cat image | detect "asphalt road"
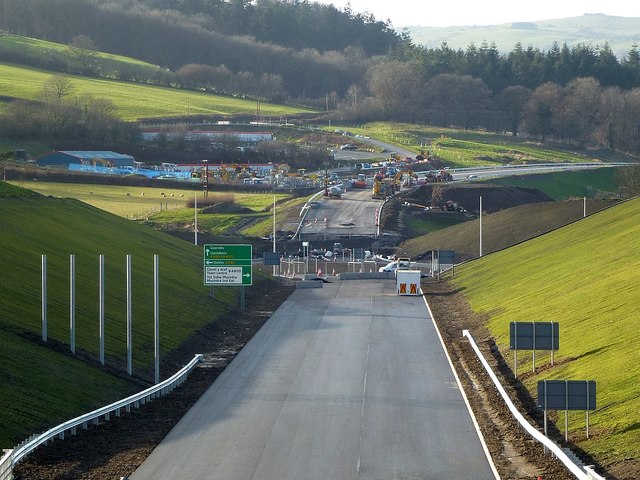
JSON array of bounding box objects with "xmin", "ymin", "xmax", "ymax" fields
[
  {"xmin": 299, "ymin": 188, "xmax": 380, "ymax": 239},
  {"xmin": 131, "ymin": 280, "xmax": 496, "ymax": 480}
]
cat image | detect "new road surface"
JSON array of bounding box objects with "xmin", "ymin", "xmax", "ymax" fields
[
  {"xmin": 299, "ymin": 188, "xmax": 380, "ymax": 239},
  {"xmin": 131, "ymin": 279, "xmax": 497, "ymax": 480}
]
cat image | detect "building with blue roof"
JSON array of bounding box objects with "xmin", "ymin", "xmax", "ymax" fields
[{"xmin": 36, "ymin": 151, "xmax": 135, "ymax": 168}]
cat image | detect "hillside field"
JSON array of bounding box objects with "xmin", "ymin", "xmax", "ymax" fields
[
  {"xmin": 352, "ymin": 122, "xmax": 615, "ymax": 167},
  {"xmin": 450, "ymin": 197, "xmax": 640, "ymax": 475},
  {"xmin": 0, "ymin": 62, "xmax": 311, "ymax": 121},
  {"xmin": 7, "ymin": 180, "xmax": 307, "ymax": 237},
  {"xmin": 0, "ymin": 181, "xmax": 285, "ymax": 446}
]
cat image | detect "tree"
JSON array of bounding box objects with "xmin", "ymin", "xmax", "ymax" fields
[
  {"xmin": 562, "ymin": 77, "xmax": 602, "ymax": 145},
  {"xmin": 177, "ymin": 64, "xmax": 216, "ymax": 89},
  {"xmin": 595, "ymin": 86, "xmax": 625, "ymax": 150},
  {"xmin": 496, "ymin": 85, "xmax": 532, "ymax": 136},
  {"xmin": 0, "ymin": 100, "xmax": 39, "ymax": 138},
  {"xmin": 258, "ymin": 73, "xmax": 284, "ymax": 99},
  {"xmin": 594, "ymin": 43, "xmax": 621, "ymax": 87},
  {"xmin": 455, "ymin": 76, "xmax": 492, "ymax": 129},
  {"xmin": 346, "ymin": 83, "xmax": 363, "ymax": 110},
  {"xmin": 616, "ymin": 165, "xmax": 640, "ymax": 198},
  {"xmin": 367, "ymin": 60, "xmax": 423, "ymax": 120},
  {"xmin": 77, "ymin": 94, "xmax": 117, "ymax": 141},
  {"xmin": 424, "ymin": 74, "xmax": 458, "ymax": 127},
  {"xmin": 42, "ymin": 74, "xmax": 75, "ymax": 101},
  {"xmin": 69, "ymin": 34, "xmax": 98, "ymax": 73},
  {"xmin": 525, "ymin": 82, "xmax": 563, "ymax": 140},
  {"xmin": 423, "ymin": 74, "xmax": 491, "ymax": 129}
]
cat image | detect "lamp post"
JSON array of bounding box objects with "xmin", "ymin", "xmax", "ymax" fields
[{"xmin": 194, "ymin": 187, "xmax": 198, "ymax": 246}]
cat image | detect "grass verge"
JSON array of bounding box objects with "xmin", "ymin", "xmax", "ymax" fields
[{"xmin": 450, "ymin": 197, "xmax": 640, "ymax": 469}]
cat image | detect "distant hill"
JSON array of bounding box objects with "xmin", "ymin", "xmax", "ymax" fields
[{"xmin": 406, "ymin": 14, "xmax": 640, "ymax": 58}]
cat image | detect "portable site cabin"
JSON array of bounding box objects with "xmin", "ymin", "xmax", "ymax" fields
[{"xmin": 396, "ymin": 270, "xmax": 421, "ymax": 296}]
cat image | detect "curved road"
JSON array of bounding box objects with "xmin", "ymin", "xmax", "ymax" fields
[{"xmin": 131, "ymin": 280, "xmax": 497, "ymax": 480}]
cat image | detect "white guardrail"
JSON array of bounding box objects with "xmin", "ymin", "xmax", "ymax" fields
[
  {"xmin": 0, "ymin": 354, "xmax": 203, "ymax": 480},
  {"xmin": 462, "ymin": 331, "xmax": 605, "ymax": 480}
]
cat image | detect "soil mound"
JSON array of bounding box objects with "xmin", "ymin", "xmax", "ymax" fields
[{"xmin": 407, "ymin": 184, "xmax": 552, "ymax": 214}]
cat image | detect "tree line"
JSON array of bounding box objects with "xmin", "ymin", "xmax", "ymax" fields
[
  {"xmin": 2, "ymin": 0, "xmax": 640, "ymax": 155},
  {"xmin": 352, "ymin": 54, "xmax": 640, "ymax": 154}
]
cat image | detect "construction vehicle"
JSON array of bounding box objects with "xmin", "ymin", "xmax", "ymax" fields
[
  {"xmin": 372, "ymin": 172, "xmax": 386, "ymax": 199},
  {"xmin": 438, "ymin": 169, "xmax": 453, "ymax": 182},
  {"xmin": 387, "ymin": 170, "xmax": 416, "ymax": 192},
  {"xmin": 422, "ymin": 169, "xmax": 453, "ymax": 183},
  {"xmin": 353, "ymin": 173, "xmax": 367, "ymax": 188}
]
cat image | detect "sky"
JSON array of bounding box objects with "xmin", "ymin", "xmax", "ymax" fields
[{"xmin": 314, "ymin": 0, "xmax": 640, "ymax": 28}]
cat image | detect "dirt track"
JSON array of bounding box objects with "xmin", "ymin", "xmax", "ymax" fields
[{"xmin": 13, "ymin": 277, "xmax": 622, "ymax": 480}]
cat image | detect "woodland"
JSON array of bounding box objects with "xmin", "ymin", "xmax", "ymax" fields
[{"xmin": 1, "ymin": 0, "xmax": 640, "ymax": 156}]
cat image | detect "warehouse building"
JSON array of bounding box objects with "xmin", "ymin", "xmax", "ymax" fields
[{"xmin": 36, "ymin": 151, "xmax": 135, "ymax": 168}]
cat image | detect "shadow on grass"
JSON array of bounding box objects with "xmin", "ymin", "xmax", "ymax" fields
[
  {"xmin": 620, "ymin": 421, "xmax": 640, "ymax": 434},
  {"xmin": 574, "ymin": 344, "xmax": 613, "ymax": 360},
  {"xmin": 425, "ymin": 286, "xmax": 466, "ymax": 296}
]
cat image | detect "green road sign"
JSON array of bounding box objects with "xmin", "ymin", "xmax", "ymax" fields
[{"xmin": 204, "ymin": 244, "xmax": 252, "ymax": 286}]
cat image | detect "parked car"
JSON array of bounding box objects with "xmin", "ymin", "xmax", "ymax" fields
[
  {"xmin": 378, "ymin": 261, "xmax": 399, "ymax": 273},
  {"xmin": 340, "ymin": 144, "xmax": 358, "ymax": 151}
]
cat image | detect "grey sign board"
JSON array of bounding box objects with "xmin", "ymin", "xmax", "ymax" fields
[
  {"xmin": 263, "ymin": 252, "xmax": 281, "ymax": 266},
  {"xmin": 510, "ymin": 321, "xmax": 559, "ymax": 351},
  {"xmin": 537, "ymin": 380, "xmax": 596, "ymax": 411},
  {"xmin": 438, "ymin": 250, "xmax": 455, "ymax": 264},
  {"xmin": 353, "ymin": 248, "xmax": 365, "ymax": 260}
]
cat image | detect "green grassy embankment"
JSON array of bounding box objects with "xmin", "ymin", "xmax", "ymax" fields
[
  {"xmin": 0, "ymin": 181, "xmax": 256, "ymax": 446},
  {"xmin": 399, "ymin": 167, "xmax": 623, "ymax": 256},
  {"xmin": 400, "ymin": 199, "xmax": 617, "ymax": 260},
  {"xmin": 450, "ymin": 197, "xmax": 640, "ymax": 469},
  {"xmin": 489, "ymin": 168, "xmax": 621, "ymax": 200}
]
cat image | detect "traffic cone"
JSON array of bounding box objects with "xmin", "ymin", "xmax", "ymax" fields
[
  {"xmin": 317, "ymin": 268, "xmax": 322, "ymax": 277},
  {"xmin": 332, "ymin": 268, "xmax": 335, "ymax": 275}
]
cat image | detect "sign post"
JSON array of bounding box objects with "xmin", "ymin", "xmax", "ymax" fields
[
  {"xmin": 538, "ymin": 380, "xmax": 596, "ymax": 441},
  {"xmin": 204, "ymin": 244, "xmax": 253, "ymax": 286},
  {"xmin": 510, "ymin": 321, "xmax": 559, "ymax": 378}
]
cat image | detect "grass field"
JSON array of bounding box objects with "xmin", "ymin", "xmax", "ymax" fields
[
  {"xmin": 0, "ymin": 35, "xmax": 156, "ymax": 68},
  {"xmin": 450, "ymin": 197, "xmax": 640, "ymax": 469},
  {"xmin": 0, "ymin": 181, "xmax": 263, "ymax": 445},
  {"xmin": 8, "ymin": 180, "xmax": 309, "ymax": 238},
  {"xmin": 8, "ymin": 180, "xmax": 293, "ymax": 222},
  {"xmin": 350, "ymin": 122, "xmax": 612, "ymax": 167},
  {"xmin": 0, "ymin": 62, "xmax": 312, "ymax": 121}
]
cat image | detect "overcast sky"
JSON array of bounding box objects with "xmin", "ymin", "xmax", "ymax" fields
[{"xmin": 313, "ymin": 0, "xmax": 640, "ymax": 28}]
